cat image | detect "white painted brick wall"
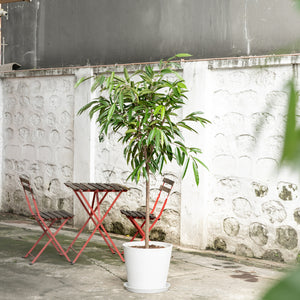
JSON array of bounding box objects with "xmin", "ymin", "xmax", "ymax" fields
[
  {"xmin": 1, "ymin": 76, "xmax": 75, "ymax": 216},
  {"xmin": 1, "ymin": 55, "xmax": 300, "ymax": 262}
]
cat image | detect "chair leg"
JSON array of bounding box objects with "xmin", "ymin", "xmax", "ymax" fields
[
  {"xmin": 23, "ymin": 230, "xmax": 48, "ymax": 258},
  {"xmin": 66, "ymin": 214, "xmax": 115, "ymax": 255},
  {"xmin": 25, "ymin": 219, "xmax": 71, "ymax": 264},
  {"xmin": 45, "ymin": 219, "xmax": 71, "ymax": 262},
  {"xmin": 129, "ymin": 220, "xmax": 146, "ymax": 242},
  {"xmin": 128, "ymin": 217, "xmax": 146, "ymax": 241},
  {"xmin": 23, "ymin": 220, "xmax": 57, "ymax": 258},
  {"xmin": 29, "ymin": 237, "xmax": 53, "ymax": 264}
]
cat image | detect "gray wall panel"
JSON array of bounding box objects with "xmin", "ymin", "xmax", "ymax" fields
[{"xmin": 2, "ymin": 0, "xmax": 300, "ymax": 69}]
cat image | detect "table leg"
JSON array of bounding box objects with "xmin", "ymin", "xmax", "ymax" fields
[
  {"xmin": 71, "ymin": 221, "xmax": 103, "ymax": 264},
  {"xmin": 69, "ymin": 189, "xmax": 125, "ymax": 263}
]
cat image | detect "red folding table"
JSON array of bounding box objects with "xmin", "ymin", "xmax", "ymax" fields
[{"xmin": 64, "ymin": 182, "xmax": 128, "ymax": 263}]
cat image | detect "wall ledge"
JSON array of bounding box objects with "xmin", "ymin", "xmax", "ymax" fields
[{"xmin": 1, "ymin": 53, "xmax": 300, "ymax": 78}]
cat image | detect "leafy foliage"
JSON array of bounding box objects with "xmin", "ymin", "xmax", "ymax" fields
[
  {"xmin": 262, "ymin": 267, "xmax": 300, "ymax": 300},
  {"xmin": 294, "ymin": 0, "xmax": 300, "ymax": 9},
  {"xmin": 77, "ymin": 54, "xmax": 210, "ymax": 248},
  {"xmin": 261, "ymin": 81, "xmax": 300, "ymax": 300},
  {"xmin": 262, "ymin": 0, "xmax": 300, "ymax": 293},
  {"xmin": 280, "ymin": 79, "xmax": 300, "ymax": 167},
  {"xmin": 77, "ymin": 54, "xmax": 210, "ymax": 185}
]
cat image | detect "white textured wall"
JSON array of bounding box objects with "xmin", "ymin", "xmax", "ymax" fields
[
  {"xmin": 201, "ymin": 56, "xmax": 300, "ymax": 263},
  {"xmin": 1, "ymin": 55, "xmax": 300, "ymax": 262},
  {"xmin": 1, "ymin": 75, "xmax": 75, "ymax": 216}
]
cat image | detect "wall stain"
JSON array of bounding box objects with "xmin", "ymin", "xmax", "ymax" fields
[{"xmin": 231, "ymin": 270, "xmax": 258, "ymax": 282}]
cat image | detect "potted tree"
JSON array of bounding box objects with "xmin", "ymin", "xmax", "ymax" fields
[{"xmin": 76, "ymin": 54, "xmax": 210, "ymax": 293}]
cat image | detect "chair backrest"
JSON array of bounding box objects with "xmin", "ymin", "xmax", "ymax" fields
[
  {"xmin": 150, "ymin": 178, "xmax": 175, "ymax": 219},
  {"xmin": 19, "ymin": 177, "xmax": 40, "ymax": 217}
]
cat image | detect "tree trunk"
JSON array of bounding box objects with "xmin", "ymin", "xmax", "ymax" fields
[{"xmin": 145, "ymin": 163, "xmax": 150, "ymax": 248}]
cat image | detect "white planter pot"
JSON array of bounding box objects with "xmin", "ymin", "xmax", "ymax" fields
[{"xmin": 123, "ymin": 241, "xmax": 173, "ymax": 293}]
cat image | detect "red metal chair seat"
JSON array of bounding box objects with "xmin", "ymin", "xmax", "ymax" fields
[
  {"xmin": 20, "ymin": 176, "xmax": 74, "ymax": 264},
  {"xmin": 120, "ymin": 178, "xmax": 174, "ymax": 242}
]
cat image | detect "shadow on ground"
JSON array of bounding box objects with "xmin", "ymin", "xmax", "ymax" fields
[{"xmin": 0, "ymin": 213, "xmax": 289, "ymax": 300}]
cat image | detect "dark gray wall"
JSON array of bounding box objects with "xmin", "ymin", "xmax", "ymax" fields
[{"xmin": 3, "ymin": 0, "xmax": 300, "ymax": 69}]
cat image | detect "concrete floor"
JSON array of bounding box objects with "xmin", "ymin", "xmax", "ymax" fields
[{"xmin": 0, "ymin": 213, "xmax": 290, "ymax": 300}]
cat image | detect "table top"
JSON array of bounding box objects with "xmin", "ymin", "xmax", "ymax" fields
[{"xmin": 65, "ymin": 182, "xmax": 129, "ymax": 192}]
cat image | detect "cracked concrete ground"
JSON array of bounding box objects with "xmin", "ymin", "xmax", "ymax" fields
[{"xmin": 0, "ymin": 213, "xmax": 290, "ymax": 300}]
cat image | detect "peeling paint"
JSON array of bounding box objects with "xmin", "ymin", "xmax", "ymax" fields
[{"xmin": 278, "ymin": 182, "xmax": 298, "ymax": 201}]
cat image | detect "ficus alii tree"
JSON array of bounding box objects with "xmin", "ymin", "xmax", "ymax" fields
[{"xmin": 76, "ymin": 54, "xmax": 210, "ymax": 248}]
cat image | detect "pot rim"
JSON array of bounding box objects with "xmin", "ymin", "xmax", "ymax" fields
[{"xmin": 123, "ymin": 241, "xmax": 172, "ymax": 249}]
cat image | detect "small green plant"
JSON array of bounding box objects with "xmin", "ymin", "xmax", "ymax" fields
[{"xmin": 76, "ymin": 53, "xmax": 210, "ymax": 248}]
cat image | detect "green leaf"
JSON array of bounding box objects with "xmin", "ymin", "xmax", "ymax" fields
[
  {"xmin": 139, "ymin": 89, "xmax": 154, "ymax": 96},
  {"xmin": 124, "ymin": 68, "xmax": 130, "ymax": 82},
  {"xmin": 175, "ymin": 148, "xmax": 182, "ymax": 165},
  {"xmin": 160, "ymin": 106, "xmax": 166, "ymax": 120},
  {"xmin": 136, "ymin": 168, "xmax": 141, "ymax": 182},
  {"xmin": 190, "ymin": 147, "xmax": 202, "ymax": 154},
  {"xmin": 192, "ymin": 156, "xmax": 208, "ymax": 170},
  {"xmin": 89, "ymin": 105, "xmax": 101, "ymax": 119},
  {"xmin": 118, "ymin": 92, "xmax": 124, "ymax": 111},
  {"xmin": 179, "ymin": 146, "xmax": 188, "ymax": 156},
  {"xmin": 160, "ymin": 129, "xmax": 165, "ymax": 146},
  {"xmin": 107, "ymin": 103, "xmax": 116, "ymax": 121},
  {"xmin": 155, "ymin": 129, "xmax": 161, "ymax": 149},
  {"xmin": 154, "ymin": 105, "xmax": 162, "ymax": 116},
  {"xmin": 145, "ymin": 65, "xmax": 154, "ymax": 78},
  {"xmin": 142, "ymin": 109, "xmax": 150, "ymax": 124},
  {"xmin": 166, "ymin": 146, "xmax": 173, "ymax": 161},
  {"xmin": 167, "ymin": 55, "xmax": 176, "ymax": 62},
  {"xmin": 177, "ymin": 81, "xmax": 187, "ymax": 89},
  {"xmin": 129, "ymin": 136, "xmax": 138, "ymax": 146},
  {"xmin": 182, "ymin": 157, "xmax": 190, "ymax": 179},
  {"xmin": 142, "ymin": 167, "xmax": 148, "ymax": 181},
  {"xmin": 158, "ymin": 59, "xmax": 164, "ymax": 69},
  {"xmin": 192, "ymin": 160, "xmax": 199, "ymax": 185},
  {"xmin": 91, "ymin": 75, "xmax": 106, "ymax": 92},
  {"xmin": 158, "ymin": 154, "xmax": 166, "ymax": 172},
  {"xmin": 280, "ymin": 79, "xmax": 300, "ymax": 166},
  {"xmin": 77, "ymin": 100, "xmax": 98, "ymax": 116},
  {"xmin": 125, "ymin": 129, "xmax": 137, "ymax": 134},
  {"xmin": 160, "ymin": 68, "xmax": 173, "ymax": 75},
  {"xmin": 175, "ymin": 53, "xmax": 192, "ymax": 58},
  {"xmin": 147, "ymin": 128, "xmax": 156, "ymax": 144},
  {"xmin": 177, "ymin": 122, "xmax": 197, "ymax": 133},
  {"xmin": 161, "ymin": 130, "xmax": 170, "ymax": 148},
  {"xmin": 74, "ymin": 76, "xmax": 92, "ymax": 88}
]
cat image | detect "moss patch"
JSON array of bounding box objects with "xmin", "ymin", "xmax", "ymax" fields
[
  {"xmin": 262, "ymin": 249, "xmax": 284, "ymax": 263},
  {"xmin": 149, "ymin": 228, "xmax": 166, "ymax": 241},
  {"xmin": 111, "ymin": 221, "xmax": 125, "ymax": 235},
  {"xmin": 213, "ymin": 237, "xmax": 227, "ymax": 251}
]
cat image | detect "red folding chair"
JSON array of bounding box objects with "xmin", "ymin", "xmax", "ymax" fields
[
  {"xmin": 120, "ymin": 178, "xmax": 174, "ymax": 242},
  {"xmin": 19, "ymin": 176, "xmax": 74, "ymax": 264}
]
